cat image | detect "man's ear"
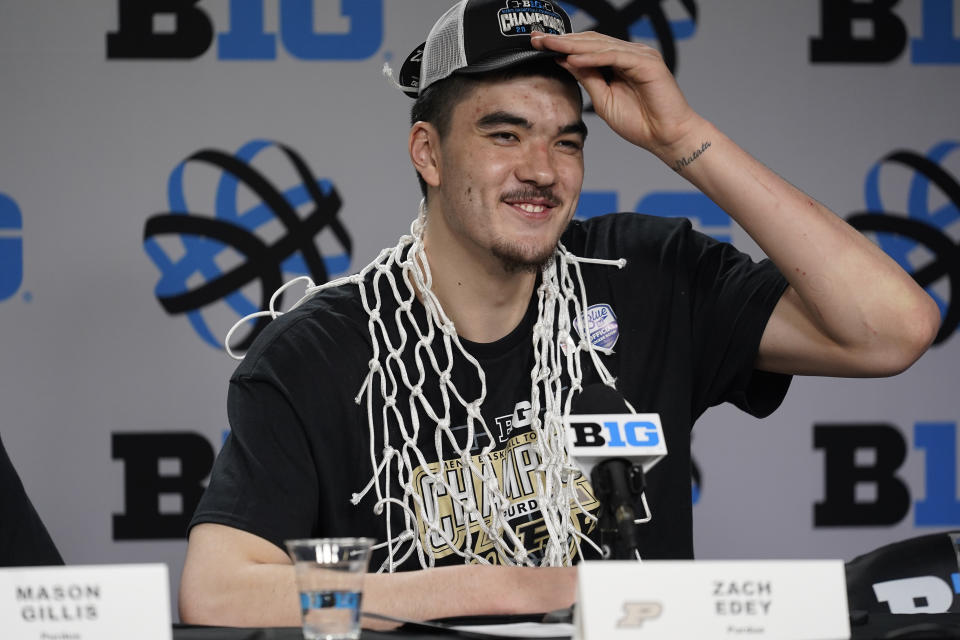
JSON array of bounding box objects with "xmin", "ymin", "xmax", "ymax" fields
[{"xmin": 409, "ymin": 121, "xmax": 441, "ymax": 189}]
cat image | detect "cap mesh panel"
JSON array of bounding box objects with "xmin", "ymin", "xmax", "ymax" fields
[{"xmin": 422, "ymin": 2, "xmax": 468, "ymax": 93}]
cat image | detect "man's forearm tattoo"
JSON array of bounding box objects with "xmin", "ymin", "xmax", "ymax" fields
[{"xmin": 673, "ymin": 141, "xmax": 712, "ymax": 173}]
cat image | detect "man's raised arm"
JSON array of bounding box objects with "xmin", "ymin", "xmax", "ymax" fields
[
  {"xmin": 179, "ymin": 523, "xmax": 577, "ymax": 629},
  {"xmin": 659, "ymin": 120, "xmax": 939, "ymax": 377},
  {"xmin": 532, "ymin": 31, "xmax": 940, "ymax": 376}
]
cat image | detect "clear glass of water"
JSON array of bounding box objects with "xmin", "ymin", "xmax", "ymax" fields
[{"xmin": 285, "ymin": 538, "xmax": 374, "ymax": 640}]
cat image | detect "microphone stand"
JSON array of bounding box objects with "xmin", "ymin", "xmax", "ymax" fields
[{"xmin": 590, "ymin": 459, "xmax": 650, "ymax": 560}]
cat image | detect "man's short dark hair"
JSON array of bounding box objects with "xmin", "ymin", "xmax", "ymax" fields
[{"xmin": 410, "ymin": 60, "xmax": 582, "ymax": 198}]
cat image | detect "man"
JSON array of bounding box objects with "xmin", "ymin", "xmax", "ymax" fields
[{"xmin": 179, "ymin": 0, "xmax": 939, "ymax": 629}]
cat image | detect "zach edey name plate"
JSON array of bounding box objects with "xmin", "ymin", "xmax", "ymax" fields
[{"xmin": 575, "ymin": 560, "xmax": 850, "ymax": 640}]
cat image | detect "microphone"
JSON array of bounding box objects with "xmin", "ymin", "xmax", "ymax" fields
[{"xmin": 566, "ymin": 384, "xmax": 667, "ymax": 560}]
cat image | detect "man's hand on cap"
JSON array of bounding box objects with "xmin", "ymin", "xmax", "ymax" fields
[{"xmin": 530, "ymin": 30, "xmax": 706, "ymax": 161}]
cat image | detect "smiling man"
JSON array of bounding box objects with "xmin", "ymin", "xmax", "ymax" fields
[
  {"xmin": 421, "ymin": 88, "xmax": 586, "ymax": 273},
  {"xmin": 178, "ymin": 0, "xmax": 939, "ymax": 629}
]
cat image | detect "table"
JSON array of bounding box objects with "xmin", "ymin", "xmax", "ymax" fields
[{"xmin": 173, "ymin": 612, "xmax": 960, "ymax": 639}]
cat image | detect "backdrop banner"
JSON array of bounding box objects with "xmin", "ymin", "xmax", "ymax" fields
[{"xmin": 1, "ymin": 0, "xmax": 958, "ymax": 617}]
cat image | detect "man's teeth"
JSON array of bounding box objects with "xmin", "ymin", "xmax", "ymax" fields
[{"xmin": 516, "ymin": 203, "xmax": 546, "ymax": 213}]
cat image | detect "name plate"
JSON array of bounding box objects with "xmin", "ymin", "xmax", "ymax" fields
[
  {"xmin": 575, "ymin": 560, "xmax": 850, "ymax": 640},
  {"xmin": 0, "ymin": 563, "xmax": 171, "ymax": 640}
]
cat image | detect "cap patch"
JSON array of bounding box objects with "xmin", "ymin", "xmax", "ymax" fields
[{"xmin": 498, "ymin": 1, "xmax": 567, "ymax": 37}]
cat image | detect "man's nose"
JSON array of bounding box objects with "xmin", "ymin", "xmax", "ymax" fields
[{"xmin": 516, "ymin": 141, "xmax": 557, "ymax": 186}]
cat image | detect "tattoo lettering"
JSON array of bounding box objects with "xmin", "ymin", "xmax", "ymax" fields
[{"xmin": 674, "ymin": 141, "xmax": 712, "ymax": 173}]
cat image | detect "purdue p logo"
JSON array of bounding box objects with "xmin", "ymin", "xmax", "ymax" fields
[{"xmin": 617, "ymin": 601, "xmax": 663, "ymax": 627}]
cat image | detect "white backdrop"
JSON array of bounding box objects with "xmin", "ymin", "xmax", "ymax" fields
[{"xmin": 2, "ymin": 0, "xmax": 958, "ymax": 617}]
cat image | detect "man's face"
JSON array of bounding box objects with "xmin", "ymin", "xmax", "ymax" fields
[{"xmin": 430, "ymin": 74, "xmax": 585, "ymax": 273}]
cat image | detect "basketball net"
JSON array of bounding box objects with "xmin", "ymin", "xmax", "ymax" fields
[{"xmin": 227, "ymin": 201, "xmax": 627, "ymax": 571}]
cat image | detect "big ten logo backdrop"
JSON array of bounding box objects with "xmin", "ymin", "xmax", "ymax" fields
[
  {"xmin": 815, "ymin": 422, "xmax": 959, "ymax": 528},
  {"xmin": 104, "ymin": 0, "xmax": 699, "ymax": 67},
  {"xmin": 142, "ymin": 140, "xmax": 352, "ymax": 352},
  {"xmin": 0, "ymin": 193, "xmax": 24, "ymax": 303},
  {"xmin": 810, "ymin": 0, "xmax": 960, "ymax": 64},
  {"xmin": 112, "ymin": 433, "xmax": 215, "ymax": 539},
  {"xmin": 813, "ymin": 142, "xmax": 960, "ymax": 531},
  {"xmin": 107, "ymin": 0, "xmax": 383, "ymax": 60}
]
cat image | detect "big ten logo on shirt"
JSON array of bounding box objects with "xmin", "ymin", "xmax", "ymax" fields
[
  {"xmin": 494, "ymin": 400, "xmax": 534, "ymax": 443},
  {"xmin": 107, "ymin": 0, "xmax": 383, "ymax": 60},
  {"xmin": 411, "ymin": 401, "xmax": 600, "ymax": 564},
  {"xmin": 0, "ymin": 193, "xmax": 24, "ymax": 302},
  {"xmin": 810, "ymin": 0, "xmax": 960, "ymax": 64}
]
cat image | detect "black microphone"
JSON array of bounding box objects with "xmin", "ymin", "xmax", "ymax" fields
[{"xmin": 568, "ymin": 384, "xmax": 667, "ymax": 561}]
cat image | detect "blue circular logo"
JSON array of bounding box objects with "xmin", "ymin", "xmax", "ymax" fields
[{"xmin": 143, "ymin": 140, "xmax": 352, "ymax": 350}]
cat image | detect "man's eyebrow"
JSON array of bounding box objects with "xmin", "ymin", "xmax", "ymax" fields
[
  {"xmin": 475, "ymin": 111, "xmax": 531, "ymax": 129},
  {"xmin": 560, "ymin": 120, "xmax": 588, "ymax": 140}
]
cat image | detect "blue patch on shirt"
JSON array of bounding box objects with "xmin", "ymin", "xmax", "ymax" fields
[{"xmin": 573, "ymin": 303, "xmax": 619, "ymax": 351}]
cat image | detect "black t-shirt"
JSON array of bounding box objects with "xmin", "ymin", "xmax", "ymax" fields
[{"xmin": 191, "ymin": 213, "xmax": 790, "ymax": 568}]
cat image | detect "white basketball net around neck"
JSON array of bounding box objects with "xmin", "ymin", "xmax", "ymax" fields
[{"xmin": 227, "ymin": 201, "xmax": 628, "ymax": 571}]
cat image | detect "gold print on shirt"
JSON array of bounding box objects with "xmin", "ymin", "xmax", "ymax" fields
[{"xmin": 411, "ymin": 430, "xmax": 599, "ymax": 562}]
